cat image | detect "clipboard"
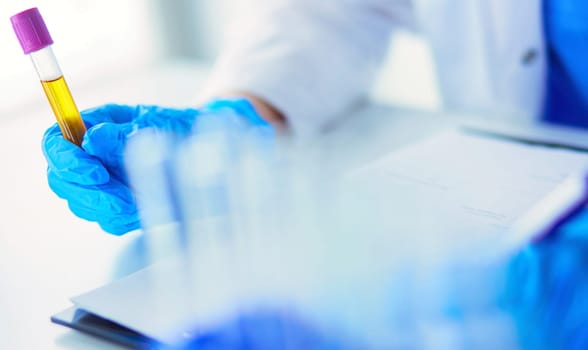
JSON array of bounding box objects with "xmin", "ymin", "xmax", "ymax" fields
[
  {"xmin": 51, "ymin": 256, "xmax": 226, "ymax": 349},
  {"xmin": 51, "ymin": 307, "xmax": 160, "ymax": 349}
]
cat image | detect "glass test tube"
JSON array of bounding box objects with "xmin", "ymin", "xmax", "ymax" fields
[{"xmin": 11, "ymin": 7, "xmax": 86, "ymax": 146}]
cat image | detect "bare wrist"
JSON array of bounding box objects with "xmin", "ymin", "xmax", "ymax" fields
[{"xmin": 216, "ymin": 91, "xmax": 286, "ymax": 129}]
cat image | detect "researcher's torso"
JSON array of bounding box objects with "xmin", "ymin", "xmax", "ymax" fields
[
  {"xmin": 416, "ymin": 0, "xmax": 546, "ymax": 122},
  {"xmin": 413, "ymin": 0, "xmax": 588, "ymax": 128}
]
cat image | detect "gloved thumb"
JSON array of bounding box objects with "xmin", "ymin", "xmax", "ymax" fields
[{"xmin": 82, "ymin": 122, "xmax": 134, "ymax": 171}]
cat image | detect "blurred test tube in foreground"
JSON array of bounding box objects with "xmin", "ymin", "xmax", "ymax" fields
[{"xmin": 123, "ymin": 121, "xmax": 526, "ymax": 349}]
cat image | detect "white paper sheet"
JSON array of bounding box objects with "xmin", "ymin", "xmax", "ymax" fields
[{"xmin": 352, "ymin": 129, "xmax": 588, "ymax": 250}]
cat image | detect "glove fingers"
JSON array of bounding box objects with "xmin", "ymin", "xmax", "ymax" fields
[
  {"xmin": 68, "ymin": 203, "xmax": 140, "ymax": 235},
  {"xmin": 49, "ymin": 171, "xmax": 141, "ymax": 235},
  {"xmin": 82, "ymin": 122, "xmax": 134, "ymax": 180},
  {"xmin": 43, "ymin": 125, "xmax": 110, "ymax": 185},
  {"xmin": 135, "ymin": 105, "xmax": 199, "ymax": 136},
  {"xmin": 48, "ymin": 171, "xmax": 137, "ymax": 216},
  {"xmin": 99, "ymin": 221, "xmax": 141, "ymax": 236},
  {"xmin": 81, "ymin": 103, "xmax": 137, "ymax": 127}
]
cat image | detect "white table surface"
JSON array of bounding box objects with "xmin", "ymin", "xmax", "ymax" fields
[{"xmin": 1, "ymin": 59, "xmax": 587, "ymax": 349}]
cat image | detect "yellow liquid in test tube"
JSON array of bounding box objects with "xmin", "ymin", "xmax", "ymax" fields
[
  {"xmin": 41, "ymin": 76, "xmax": 86, "ymax": 146},
  {"xmin": 11, "ymin": 8, "xmax": 87, "ymax": 146}
]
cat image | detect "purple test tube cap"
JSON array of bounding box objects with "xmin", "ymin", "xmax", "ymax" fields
[{"xmin": 10, "ymin": 7, "xmax": 54, "ymax": 54}]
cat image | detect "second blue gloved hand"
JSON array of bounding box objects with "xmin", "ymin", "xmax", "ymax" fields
[
  {"xmin": 42, "ymin": 99, "xmax": 271, "ymax": 235},
  {"xmin": 504, "ymin": 207, "xmax": 588, "ymax": 350}
]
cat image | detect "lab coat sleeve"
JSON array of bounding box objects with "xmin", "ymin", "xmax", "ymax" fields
[{"xmin": 202, "ymin": 0, "xmax": 415, "ymax": 135}]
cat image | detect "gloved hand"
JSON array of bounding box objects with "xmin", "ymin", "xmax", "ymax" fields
[
  {"xmin": 504, "ymin": 207, "xmax": 588, "ymax": 350},
  {"xmin": 42, "ymin": 98, "xmax": 272, "ymax": 235}
]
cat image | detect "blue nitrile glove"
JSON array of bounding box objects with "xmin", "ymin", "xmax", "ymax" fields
[
  {"xmin": 504, "ymin": 207, "xmax": 588, "ymax": 350},
  {"xmin": 42, "ymin": 99, "xmax": 272, "ymax": 235}
]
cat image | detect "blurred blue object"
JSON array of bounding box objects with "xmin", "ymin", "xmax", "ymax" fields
[
  {"xmin": 173, "ymin": 310, "xmax": 350, "ymax": 350},
  {"xmin": 42, "ymin": 99, "xmax": 271, "ymax": 235},
  {"xmin": 505, "ymin": 203, "xmax": 588, "ymax": 350},
  {"xmin": 155, "ymin": 180, "xmax": 588, "ymax": 350},
  {"xmin": 169, "ymin": 204, "xmax": 588, "ymax": 350}
]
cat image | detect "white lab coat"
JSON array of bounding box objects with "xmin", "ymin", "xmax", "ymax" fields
[{"xmin": 204, "ymin": 0, "xmax": 545, "ymax": 135}]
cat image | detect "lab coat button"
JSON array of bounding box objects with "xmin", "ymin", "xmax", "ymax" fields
[{"xmin": 522, "ymin": 49, "xmax": 538, "ymax": 65}]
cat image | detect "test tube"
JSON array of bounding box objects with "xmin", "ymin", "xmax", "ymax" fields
[{"xmin": 11, "ymin": 7, "xmax": 86, "ymax": 146}]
